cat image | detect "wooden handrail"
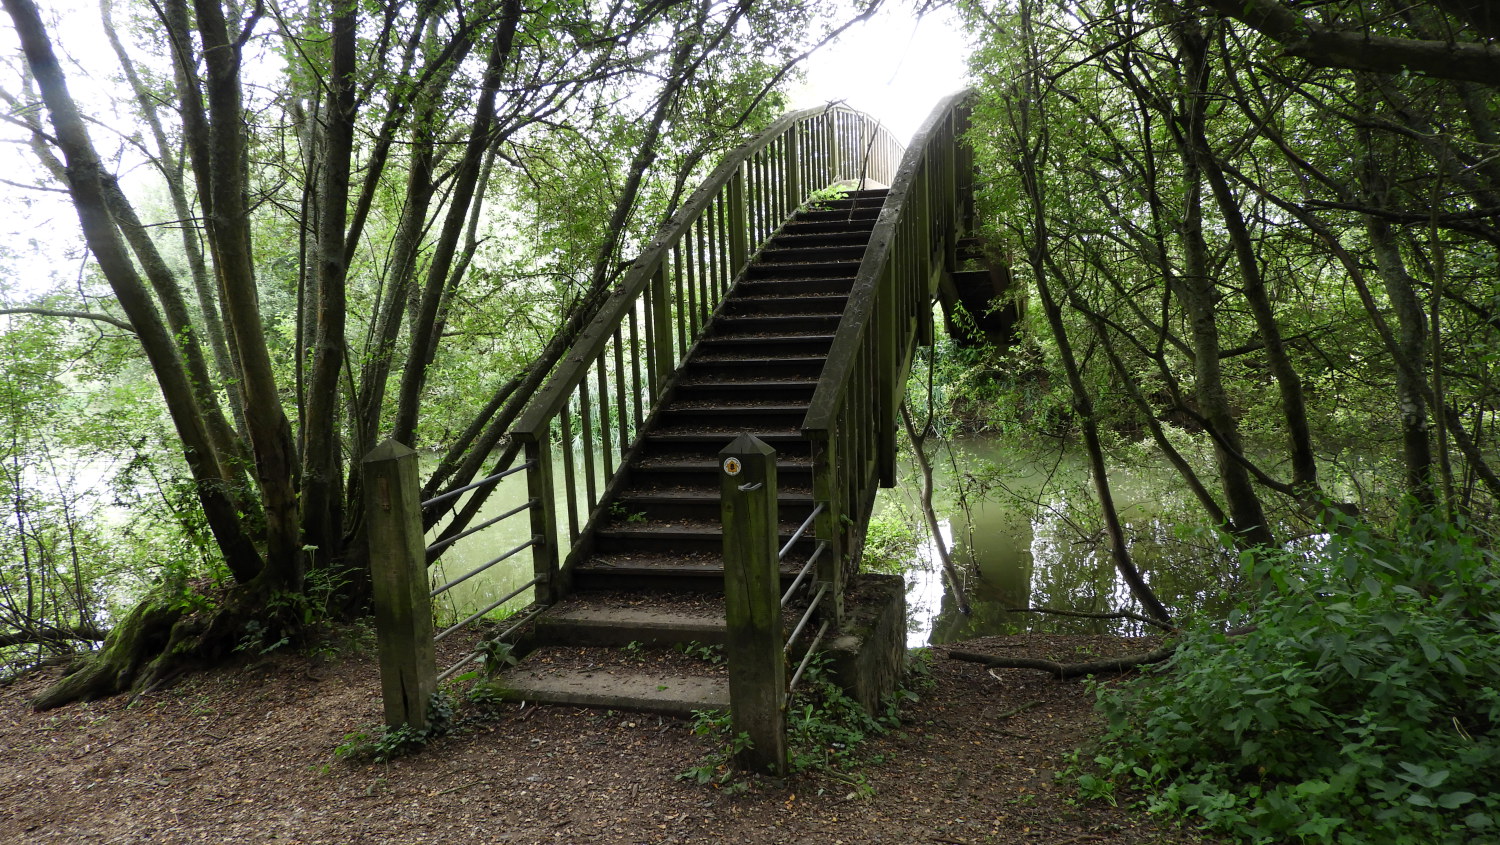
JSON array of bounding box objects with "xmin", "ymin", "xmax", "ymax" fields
[
  {"xmin": 799, "ymin": 90, "xmax": 975, "ymax": 617},
  {"xmin": 514, "ymin": 104, "xmax": 891, "ymax": 440},
  {"xmin": 803, "ymin": 89, "xmax": 975, "ymax": 435},
  {"xmin": 510, "ymin": 102, "xmax": 904, "ymax": 598}
]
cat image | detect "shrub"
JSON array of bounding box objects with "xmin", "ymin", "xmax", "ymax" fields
[{"xmin": 1085, "ymin": 517, "xmax": 1500, "ymax": 844}]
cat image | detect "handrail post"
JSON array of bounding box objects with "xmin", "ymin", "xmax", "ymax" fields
[
  {"xmin": 720, "ymin": 434, "xmax": 787, "ymax": 776},
  {"xmin": 807, "ymin": 431, "xmax": 846, "ymax": 622},
  {"xmin": 650, "ymin": 261, "xmax": 674, "ymax": 397},
  {"xmin": 786, "ymin": 127, "xmax": 802, "ymax": 209},
  {"xmin": 728, "ymin": 169, "xmax": 749, "ymax": 271},
  {"xmin": 522, "ymin": 431, "xmax": 563, "ymax": 604},
  {"xmin": 362, "ymin": 438, "xmax": 437, "ymax": 731}
]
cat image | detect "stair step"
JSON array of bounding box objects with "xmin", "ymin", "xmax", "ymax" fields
[
  {"xmin": 722, "ymin": 294, "xmax": 848, "ymax": 315},
  {"xmin": 571, "ymin": 552, "xmax": 806, "ymax": 591},
  {"xmin": 796, "ymin": 207, "xmax": 880, "ymax": 224},
  {"xmin": 491, "ymin": 665, "xmax": 728, "ymax": 716},
  {"xmin": 642, "ymin": 431, "xmax": 809, "ymax": 450},
  {"xmin": 614, "ymin": 490, "xmax": 813, "ymax": 506},
  {"xmin": 683, "ymin": 358, "xmax": 826, "ymax": 380},
  {"xmin": 636, "ymin": 456, "xmax": 822, "ymax": 477},
  {"xmin": 710, "ymin": 314, "xmax": 841, "ymax": 335},
  {"xmin": 734, "ymin": 277, "xmax": 855, "ymax": 296},
  {"xmin": 779, "ymin": 219, "xmax": 877, "ymax": 237},
  {"xmin": 676, "ymin": 377, "xmax": 819, "ymax": 390},
  {"xmin": 695, "ymin": 335, "xmax": 834, "ymax": 360},
  {"xmin": 611, "ymin": 488, "xmax": 814, "ymax": 522},
  {"xmin": 534, "ymin": 604, "xmax": 728, "ymax": 647},
  {"xmin": 745, "ymin": 261, "xmax": 860, "ymax": 281},
  {"xmin": 769, "ymin": 230, "xmax": 874, "ymax": 250},
  {"xmin": 760, "ymin": 244, "xmax": 866, "ymax": 263},
  {"xmin": 594, "ymin": 521, "xmax": 816, "ymax": 555}
]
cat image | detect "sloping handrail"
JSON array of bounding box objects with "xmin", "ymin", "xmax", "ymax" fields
[
  {"xmin": 801, "ymin": 90, "xmax": 975, "ymax": 616},
  {"xmin": 513, "ymin": 104, "xmax": 903, "ymax": 603}
]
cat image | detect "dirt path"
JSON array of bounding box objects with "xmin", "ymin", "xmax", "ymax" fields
[{"xmin": 0, "ymin": 631, "xmax": 1216, "ymax": 844}]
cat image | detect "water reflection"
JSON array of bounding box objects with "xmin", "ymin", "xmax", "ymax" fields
[
  {"xmin": 891, "ymin": 438, "xmax": 1240, "ymax": 646},
  {"xmin": 425, "ymin": 437, "xmax": 1244, "ymax": 644}
]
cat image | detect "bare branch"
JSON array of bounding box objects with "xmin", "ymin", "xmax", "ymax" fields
[{"xmin": 0, "ymin": 306, "xmax": 134, "ymax": 332}]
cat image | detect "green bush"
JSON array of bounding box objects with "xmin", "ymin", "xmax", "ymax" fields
[{"xmin": 1085, "ymin": 517, "xmax": 1500, "ymax": 844}]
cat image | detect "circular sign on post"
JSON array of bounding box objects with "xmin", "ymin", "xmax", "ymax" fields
[{"xmin": 723, "ymin": 457, "xmax": 742, "ymax": 476}]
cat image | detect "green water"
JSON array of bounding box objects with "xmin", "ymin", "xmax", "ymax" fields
[
  {"xmin": 427, "ymin": 437, "xmax": 1246, "ymax": 642},
  {"xmin": 883, "ymin": 437, "xmax": 1243, "ymax": 646}
]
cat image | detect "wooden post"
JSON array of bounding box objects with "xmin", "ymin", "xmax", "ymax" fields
[
  {"xmin": 650, "ymin": 262, "xmax": 674, "ymax": 396},
  {"xmin": 362, "ymin": 439, "xmax": 437, "ymax": 731},
  {"xmin": 808, "ymin": 433, "xmax": 845, "ymax": 623},
  {"xmin": 728, "ymin": 170, "xmax": 749, "ymax": 273},
  {"xmin": 523, "ymin": 431, "xmax": 563, "ymax": 604},
  {"xmin": 719, "ymin": 434, "xmax": 787, "ymax": 776}
]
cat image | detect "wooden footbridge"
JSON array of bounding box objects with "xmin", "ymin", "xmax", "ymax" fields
[{"xmin": 364, "ymin": 92, "xmax": 978, "ymax": 772}]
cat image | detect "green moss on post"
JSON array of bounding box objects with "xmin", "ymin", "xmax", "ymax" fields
[
  {"xmin": 719, "ymin": 434, "xmax": 787, "ymax": 776},
  {"xmin": 363, "ymin": 439, "xmax": 437, "ymax": 731}
]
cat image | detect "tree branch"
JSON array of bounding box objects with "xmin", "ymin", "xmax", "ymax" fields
[
  {"xmin": 0, "ymin": 306, "xmax": 134, "ymax": 332},
  {"xmin": 1200, "ymin": 0, "xmax": 1500, "ymax": 85},
  {"xmin": 946, "ymin": 646, "xmax": 1177, "ymax": 680}
]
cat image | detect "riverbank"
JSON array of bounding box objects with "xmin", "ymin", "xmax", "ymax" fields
[{"xmin": 0, "ymin": 628, "xmax": 1217, "ymax": 844}]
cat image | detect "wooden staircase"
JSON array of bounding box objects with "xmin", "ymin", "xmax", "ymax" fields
[{"xmin": 493, "ymin": 190, "xmax": 888, "ymax": 714}]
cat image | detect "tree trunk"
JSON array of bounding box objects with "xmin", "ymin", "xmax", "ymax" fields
[
  {"xmin": 300, "ymin": 0, "xmax": 359, "ymax": 567},
  {"xmin": 184, "ymin": 0, "xmax": 304, "ymax": 591}
]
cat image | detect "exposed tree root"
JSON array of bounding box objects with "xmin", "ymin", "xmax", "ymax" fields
[
  {"xmin": 31, "ymin": 584, "xmax": 283, "ymax": 711},
  {"xmin": 945, "ymin": 646, "xmax": 1177, "ymax": 680}
]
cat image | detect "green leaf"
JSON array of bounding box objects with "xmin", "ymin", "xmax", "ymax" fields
[{"xmin": 1439, "ymin": 791, "xmax": 1477, "ymax": 809}]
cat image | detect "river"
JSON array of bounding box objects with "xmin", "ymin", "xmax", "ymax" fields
[{"xmin": 428, "ymin": 436, "xmax": 1249, "ymax": 644}]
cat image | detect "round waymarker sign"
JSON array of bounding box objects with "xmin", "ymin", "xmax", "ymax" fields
[{"xmin": 723, "ymin": 457, "xmax": 742, "ymax": 476}]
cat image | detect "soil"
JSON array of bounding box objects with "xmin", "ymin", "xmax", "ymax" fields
[{"xmin": 0, "ymin": 629, "xmax": 1220, "ymax": 845}]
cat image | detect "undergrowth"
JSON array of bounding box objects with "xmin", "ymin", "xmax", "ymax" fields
[
  {"xmin": 679, "ymin": 648, "xmax": 931, "ymax": 796},
  {"xmin": 334, "ymin": 691, "xmax": 455, "ymax": 764},
  {"xmin": 1075, "ymin": 516, "xmax": 1500, "ymax": 844}
]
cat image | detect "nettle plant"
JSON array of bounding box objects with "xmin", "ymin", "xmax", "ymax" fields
[{"xmin": 1083, "ymin": 516, "xmax": 1500, "ymax": 844}]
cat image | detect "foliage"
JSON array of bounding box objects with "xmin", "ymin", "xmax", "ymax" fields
[
  {"xmin": 678, "ymin": 650, "xmax": 925, "ymax": 794},
  {"xmin": 334, "ymin": 692, "xmax": 455, "ymax": 765},
  {"xmin": 1081, "ymin": 518, "xmax": 1500, "ymax": 843},
  {"xmin": 861, "ymin": 506, "xmax": 922, "ymax": 576}
]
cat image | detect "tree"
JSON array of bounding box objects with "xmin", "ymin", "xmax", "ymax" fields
[{"xmin": 1, "ymin": 0, "xmax": 872, "ymax": 707}]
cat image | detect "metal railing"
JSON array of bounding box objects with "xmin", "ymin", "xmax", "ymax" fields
[
  {"xmin": 801, "ymin": 91, "xmax": 975, "ymax": 619},
  {"xmin": 362, "ymin": 440, "xmax": 550, "ymax": 728},
  {"xmin": 512, "ymin": 105, "xmax": 902, "ymax": 601}
]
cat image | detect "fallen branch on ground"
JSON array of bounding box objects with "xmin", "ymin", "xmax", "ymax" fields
[
  {"xmin": 1004, "ymin": 605, "xmax": 1177, "ymax": 633},
  {"xmin": 946, "ymin": 646, "xmax": 1177, "ymax": 679}
]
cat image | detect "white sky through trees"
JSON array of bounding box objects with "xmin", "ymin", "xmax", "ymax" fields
[
  {"xmin": 790, "ymin": 3, "xmax": 971, "ymax": 142},
  {"xmin": 0, "ymin": 0, "xmax": 970, "ymax": 301}
]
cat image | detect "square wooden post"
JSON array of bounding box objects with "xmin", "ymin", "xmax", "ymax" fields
[
  {"xmin": 362, "ymin": 439, "xmax": 437, "ymax": 731},
  {"xmin": 523, "ymin": 431, "xmax": 563, "ymax": 604},
  {"xmin": 719, "ymin": 434, "xmax": 787, "ymax": 776}
]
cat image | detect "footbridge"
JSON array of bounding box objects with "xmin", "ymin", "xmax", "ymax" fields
[{"xmin": 365, "ymin": 92, "xmax": 977, "ymax": 769}]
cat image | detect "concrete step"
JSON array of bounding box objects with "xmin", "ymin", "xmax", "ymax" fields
[
  {"xmin": 534, "ymin": 604, "xmax": 728, "ymax": 646},
  {"xmin": 489, "ymin": 666, "xmax": 728, "ymax": 717}
]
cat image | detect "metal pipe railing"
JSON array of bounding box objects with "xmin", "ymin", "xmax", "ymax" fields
[
  {"xmin": 426, "ymin": 499, "xmax": 536, "ymax": 557},
  {"xmin": 420, "ymin": 460, "xmax": 534, "ymax": 511},
  {"xmin": 434, "ymin": 575, "xmax": 544, "ymax": 643},
  {"xmin": 429, "ymin": 536, "xmax": 539, "ymax": 598},
  {"xmin": 779, "ymin": 503, "xmax": 824, "ymax": 560},
  {"xmin": 787, "ymin": 620, "xmax": 832, "ymax": 693}
]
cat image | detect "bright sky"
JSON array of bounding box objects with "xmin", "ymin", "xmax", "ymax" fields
[
  {"xmin": 0, "ymin": 1, "xmax": 972, "ymax": 301},
  {"xmin": 788, "ymin": 2, "xmax": 972, "ymax": 143}
]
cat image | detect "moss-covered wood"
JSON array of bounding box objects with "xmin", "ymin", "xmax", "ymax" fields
[{"xmin": 719, "ymin": 434, "xmax": 787, "ymax": 776}]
